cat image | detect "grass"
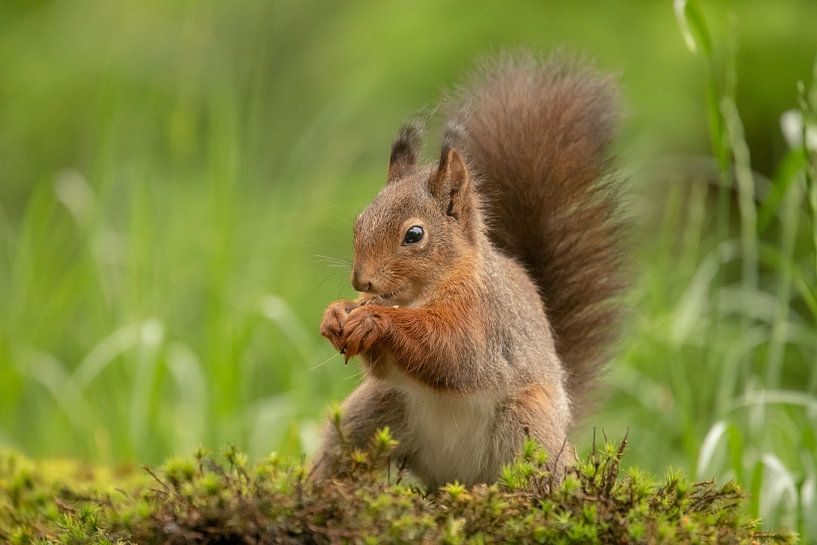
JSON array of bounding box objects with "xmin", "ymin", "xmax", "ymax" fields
[
  {"xmin": 588, "ymin": 3, "xmax": 817, "ymax": 538},
  {"xmin": 1, "ymin": 0, "xmax": 816, "ymax": 542}
]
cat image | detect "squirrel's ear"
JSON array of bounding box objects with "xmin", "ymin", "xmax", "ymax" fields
[
  {"xmin": 430, "ymin": 124, "xmax": 472, "ymax": 221},
  {"xmin": 387, "ymin": 123, "xmax": 422, "ymax": 183}
]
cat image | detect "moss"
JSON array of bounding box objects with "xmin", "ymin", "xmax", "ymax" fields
[{"xmin": 0, "ymin": 431, "xmax": 798, "ymax": 544}]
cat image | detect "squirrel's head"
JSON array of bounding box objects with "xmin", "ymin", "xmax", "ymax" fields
[{"xmin": 351, "ymin": 123, "xmax": 482, "ymax": 306}]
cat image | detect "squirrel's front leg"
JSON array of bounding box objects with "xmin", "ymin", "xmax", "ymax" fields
[
  {"xmin": 338, "ymin": 304, "xmax": 390, "ymax": 361},
  {"xmin": 340, "ymin": 304, "xmax": 476, "ymax": 390},
  {"xmin": 319, "ymin": 299, "xmax": 360, "ymax": 353}
]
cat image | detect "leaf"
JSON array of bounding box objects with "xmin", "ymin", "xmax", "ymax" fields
[{"xmin": 674, "ymin": 0, "xmax": 713, "ymax": 57}]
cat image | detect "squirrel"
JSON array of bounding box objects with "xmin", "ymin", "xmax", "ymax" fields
[{"xmin": 313, "ymin": 52, "xmax": 624, "ymax": 489}]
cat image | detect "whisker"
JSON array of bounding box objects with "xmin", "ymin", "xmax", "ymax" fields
[
  {"xmin": 317, "ymin": 271, "xmax": 347, "ymax": 290},
  {"xmin": 343, "ymin": 367, "xmax": 366, "ymax": 381},
  {"xmin": 314, "ymin": 254, "xmax": 352, "ymax": 269},
  {"xmin": 310, "ymin": 351, "xmax": 342, "ymax": 370}
]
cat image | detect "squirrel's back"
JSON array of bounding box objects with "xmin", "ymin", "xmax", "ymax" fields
[{"xmin": 449, "ymin": 52, "xmax": 625, "ymax": 416}]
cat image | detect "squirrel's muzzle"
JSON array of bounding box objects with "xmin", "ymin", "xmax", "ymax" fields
[{"xmin": 351, "ymin": 269, "xmax": 372, "ymax": 293}]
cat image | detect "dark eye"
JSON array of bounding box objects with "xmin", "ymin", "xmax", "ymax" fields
[{"xmin": 403, "ymin": 225, "xmax": 424, "ymax": 245}]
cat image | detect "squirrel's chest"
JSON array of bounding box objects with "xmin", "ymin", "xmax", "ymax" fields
[{"xmin": 401, "ymin": 384, "xmax": 500, "ymax": 487}]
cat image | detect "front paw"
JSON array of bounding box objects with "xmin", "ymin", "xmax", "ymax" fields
[
  {"xmin": 320, "ymin": 300, "xmax": 358, "ymax": 352},
  {"xmin": 340, "ymin": 306, "xmax": 390, "ymax": 360}
]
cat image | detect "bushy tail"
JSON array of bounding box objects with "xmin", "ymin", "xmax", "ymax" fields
[{"xmin": 450, "ymin": 52, "xmax": 625, "ymax": 417}]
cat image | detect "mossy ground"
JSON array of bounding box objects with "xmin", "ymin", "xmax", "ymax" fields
[{"xmin": 0, "ymin": 429, "xmax": 797, "ymax": 545}]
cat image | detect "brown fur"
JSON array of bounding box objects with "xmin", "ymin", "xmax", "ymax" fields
[
  {"xmin": 314, "ymin": 51, "xmax": 623, "ymax": 487},
  {"xmin": 449, "ymin": 52, "xmax": 624, "ymax": 416}
]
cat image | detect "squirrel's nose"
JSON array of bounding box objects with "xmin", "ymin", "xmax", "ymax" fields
[{"xmin": 351, "ymin": 269, "xmax": 372, "ymax": 293}]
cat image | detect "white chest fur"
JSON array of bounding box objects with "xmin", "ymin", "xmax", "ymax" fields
[{"xmin": 398, "ymin": 378, "xmax": 500, "ymax": 487}]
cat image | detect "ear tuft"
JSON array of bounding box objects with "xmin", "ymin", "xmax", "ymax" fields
[
  {"xmin": 430, "ymin": 123, "xmax": 469, "ymax": 201},
  {"xmin": 430, "ymin": 123, "xmax": 472, "ymax": 222},
  {"xmin": 387, "ymin": 122, "xmax": 423, "ymax": 183},
  {"xmin": 438, "ymin": 122, "xmax": 466, "ymax": 166}
]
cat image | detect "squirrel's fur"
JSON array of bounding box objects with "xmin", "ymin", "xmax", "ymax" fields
[
  {"xmin": 451, "ymin": 53, "xmax": 623, "ymax": 418},
  {"xmin": 314, "ymin": 52, "xmax": 624, "ymax": 488}
]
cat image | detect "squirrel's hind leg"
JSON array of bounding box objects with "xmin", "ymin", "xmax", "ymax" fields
[
  {"xmin": 310, "ymin": 378, "xmax": 412, "ymax": 480},
  {"xmin": 495, "ymin": 382, "xmax": 576, "ymax": 478}
]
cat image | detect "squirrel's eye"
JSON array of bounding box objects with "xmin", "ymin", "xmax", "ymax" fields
[{"xmin": 403, "ymin": 225, "xmax": 424, "ymax": 245}]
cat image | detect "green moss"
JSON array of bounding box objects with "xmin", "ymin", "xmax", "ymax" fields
[{"xmin": 0, "ymin": 434, "xmax": 797, "ymax": 545}]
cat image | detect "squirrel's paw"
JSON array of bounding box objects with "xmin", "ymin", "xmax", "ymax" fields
[
  {"xmin": 340, "ymin": 306, "xmax": 390, "ymax": 360},
  {"xmin": 319, "ymin": 300, "xmax": 358, "ymax": 352}
]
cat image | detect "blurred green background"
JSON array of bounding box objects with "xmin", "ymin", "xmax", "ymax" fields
[{"xmin": 1, "ymin": 0, "xmax": 816, "ymax": 539}]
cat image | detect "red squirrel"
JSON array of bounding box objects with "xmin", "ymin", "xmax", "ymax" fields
[{"xmin": 314, "ymin": 52, "xmax": 624, "ymax": 488}]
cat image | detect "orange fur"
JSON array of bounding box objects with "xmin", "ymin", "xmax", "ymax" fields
[{"xmin": 335, "ymin": 256, "xmax": 482, "ymax": 391}]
